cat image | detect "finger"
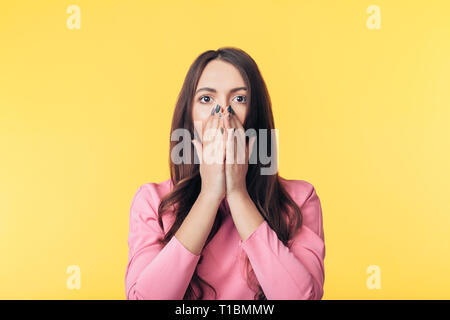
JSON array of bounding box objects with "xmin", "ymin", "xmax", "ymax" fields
[
  {"xmin": 225, "ymin": 121, "xmax": 237, "ymax": 166},
  {"xmin": 224, "ymin": 105, "xmax": 232, "ymax": 130},
  {"xmin": 205, "ymin": 105, "xmax": 216, "ymax": 128},
  {"xmin": 193, "ymin": 127, "xmax": 201, "ymax": 142},
  {"xmin": 231, "ymin": 113, "xmax": 246, "ymax": 153},
  {"xmin": 191, "ymin": 138, "xmax": 203, "ymax": 164},
  {"xmin": 199, "ymin": 109, "xmax": 215, "ymax": 144},
  {"xmin": 211, "ymin": 104, "xmax": 220, "ymax": 130},
  {"xmin": 204, "ymin": 104, "xmax": 220, "ymax": 143},
  {"xmin": 224, "ymin": 106, "xmax": 237, "ymax": 164},
  {"xmin": 247, "ymin": 135, "xmax": 256, "ymax": 164},
  {"xmin": 223, "ymin": 112, "xmax": 231, "ymax": 149},
  {"xmin": 227, "ymin": 116, "xmax": 238, "ymax": 164},
  {"xmin": 208, "ymin": 105, "xmax": 224, "ymax": 164},
  {"xmin": 219, "ymin": 117, "xmax": 226, "ymax": 162},
  {"xmin": 224, "ymin": 105, "xmax": 234, "ymax": 148},
  {"xmin": 229, "ymin": 111, "xmax": 246, "ymax": 146},
  {"xmin": 229, "ymin": 115, "xmax": 246, "ymax": 164},
  {"xmin": 232, "ymin": 110, "xmax": 245, "ymax": 131}
]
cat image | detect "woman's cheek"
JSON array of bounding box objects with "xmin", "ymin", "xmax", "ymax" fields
[
  {"xmin": 236, "ymin": 108, "xmax": 247, "ymax": 124},
  {"xmin": 194, "ymin": 105, "xmax": 211, "ymax": 121}
]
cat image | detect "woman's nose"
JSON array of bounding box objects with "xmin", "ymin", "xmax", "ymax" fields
[
  {"xmin": 213, "ymin": 103, "xmax": 225, "ymax": 115},
  {"xmin": 217, "ymin": 105, "xmax": 224, "ymax": 119},
  {"xmin": 215, "ymin": 98, "xmax": 229, "ymax": 111}
]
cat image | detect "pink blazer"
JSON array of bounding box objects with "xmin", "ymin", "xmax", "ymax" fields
[{"xmin": 125, "ymin": 176, "xmax": 325, "ymax": 300}]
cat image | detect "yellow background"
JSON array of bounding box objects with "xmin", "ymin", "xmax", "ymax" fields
[{"xmin": 1, "ymin": 0, "xmax": 449, "ymax": 299}]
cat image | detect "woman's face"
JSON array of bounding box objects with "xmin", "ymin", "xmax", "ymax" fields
[{"xmin": 192, "ymin": 59, "xmax": 249, "ymax": 139}]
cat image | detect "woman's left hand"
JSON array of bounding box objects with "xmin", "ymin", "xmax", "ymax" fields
[{"xmin": 223, "ymin": 107, "xmax": 256, "ymax": 198}]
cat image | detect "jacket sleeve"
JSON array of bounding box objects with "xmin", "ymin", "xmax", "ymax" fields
[
  {"xmin": 238, "ymin": 182, "xmax": 325, "ymax": 300},
  {"xmin": 125, "ymin": 184, "xmax": 201, "ymax": 300}
]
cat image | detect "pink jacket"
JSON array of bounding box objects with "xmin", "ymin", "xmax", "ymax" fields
[{"xmin": 125, "ymin": 177, "xmax": 325, "ymax": 300}]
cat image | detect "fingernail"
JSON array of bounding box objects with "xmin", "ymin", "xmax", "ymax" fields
[
  {"xmin": 211, "ymin": 105, "xmax": 215, "ymax": 115},
  {"xmin": 227, "ymin": 105, "xmax": 235, "ymax": 115},
  {"xmin": 215, "ymin": 104, "xmax": 220, "ymax": 113},
  {"xmin": 220, "ymin": 127, "xmax": 224, "ymax": 134}
]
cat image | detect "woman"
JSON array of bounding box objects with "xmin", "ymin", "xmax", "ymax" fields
[{"xmin": 125, "ymin": 47, "xmax": 325, "ymax": 300}]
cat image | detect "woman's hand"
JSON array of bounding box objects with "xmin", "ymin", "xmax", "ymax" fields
[
  {"xmin": 191, "ymin": 105, "xmax": 227, "ymax": 202},
  {"xmin": 223, "ymin": 106, "xmax": 256, "ymax": 198}
]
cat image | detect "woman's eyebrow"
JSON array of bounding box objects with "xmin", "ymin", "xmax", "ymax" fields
[{"xmin": 195, "ymin": 86, "xmax": 247, "ymax": 95}]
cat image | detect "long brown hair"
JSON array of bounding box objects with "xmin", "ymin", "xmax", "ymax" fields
[{"xmin": 156, "ymin": 47, "xmax": 303, "ymax": 299}]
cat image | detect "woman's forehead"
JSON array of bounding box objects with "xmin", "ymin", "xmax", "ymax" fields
[{"xmin": 196, "ymin": 60, "xmax": 247, "ymax": 91}]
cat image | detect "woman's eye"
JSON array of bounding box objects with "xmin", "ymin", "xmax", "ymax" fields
[
  {"xmin": 233, "ymin": 95, "xmax": 247, "ymax": 103},
  {"xmin": 199, "ymin": 95, "xmax": 213, "ymax": 103}
]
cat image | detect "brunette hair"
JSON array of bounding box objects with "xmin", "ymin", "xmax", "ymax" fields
[{"xmin": 156, "ymin": 47, "xmax": 303, "ymax": 300}]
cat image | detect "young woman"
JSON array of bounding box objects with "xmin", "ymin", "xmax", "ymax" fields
[{"xmin": 125, "ymin": 47, "xmax": 325, "ymax": 300}]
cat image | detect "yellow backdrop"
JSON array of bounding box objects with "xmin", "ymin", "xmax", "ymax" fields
[{"xmin": 1, "ymin": 0, "xmax": 449, "ymax": 299}]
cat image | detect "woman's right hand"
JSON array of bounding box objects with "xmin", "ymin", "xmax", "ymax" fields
[{"xmin": 191, "ymin": 105, "xmax": 227, "ymax": 203}]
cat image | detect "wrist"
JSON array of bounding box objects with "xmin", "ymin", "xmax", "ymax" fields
[
  {"xmin": 199, "ymin": 190, "xmax": 224, "ymax": 205},
  {"xmin": 226, "ymin": 188, "xmax": 249, "ymax": 203}
]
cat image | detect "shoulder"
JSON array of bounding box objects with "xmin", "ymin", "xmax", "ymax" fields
[
  {"xmin": 279, "ymin": 176, "xmax": 317, "ymax": 205},
  {"xmin": 279, "ymin": 176, "xmax": 323, "ymax": 239},
  {"xmin": 130, "ymin": 178, "xmax": 173, "ymax": 212}
]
